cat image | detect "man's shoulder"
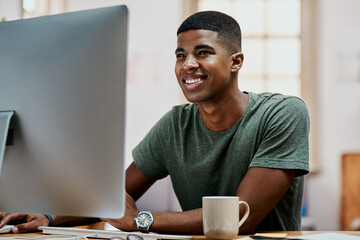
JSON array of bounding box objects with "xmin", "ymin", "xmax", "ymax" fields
[
  {"xmin": 253, "ymin": 92, "xmax": 305, "ymax": 104},
  {"xmin": 244, "ymin": 92, "xmax": 309, "ymax": 131},
  {"xmin": 248, "ymin": 92, "xmax": 308, "ymax": 113}
]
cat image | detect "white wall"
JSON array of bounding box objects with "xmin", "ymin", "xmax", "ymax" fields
[
  {"xmin": 306, "ymin": 0, "xmax": 360, "ymax": 230},
  {"xmin": 0, "ymin": 0, "xmax": 22, "ymax": 20}
]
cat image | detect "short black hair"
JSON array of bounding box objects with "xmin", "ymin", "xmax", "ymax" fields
[{"xmin": 177, "ymin": 11, "xmax": 242, "ymax": 54}]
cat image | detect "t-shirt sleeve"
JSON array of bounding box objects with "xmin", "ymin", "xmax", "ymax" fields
[
  {"xmin": 132, "ymin": 111, "xmax": 172, "ymax": 179},
  {"xmin": 249, "ymin": 97, "xmax": 310, "ymax": 176}
]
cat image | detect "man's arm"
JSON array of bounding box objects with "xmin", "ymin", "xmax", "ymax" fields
[
  {"xmin": 104, "ymin": 163, "xmax": 295, "ymax": 234},
  {"xmin": 236, "ymin": 167, "xmax": 296, "ymax": 233},
  {"xmin": 0, "ymin": 213, "xmax": 100, "ymax": 233},
  {"xmin": 0, "ymin": 213, "xmax": 50, "ymax": 233},
  {"xmin": 0, "ymin": 206, "xmax": 127, "ymax": 233},
  {"xmin": 126, "ymin": 162, "xmax": 157, "ymax": 201},
  {"xmin": 103, "ymin": 162, "xmax": 203, "ymax": 234}
]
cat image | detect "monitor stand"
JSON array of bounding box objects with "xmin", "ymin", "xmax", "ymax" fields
[{"xmin": 0, "ymin": 111, "xmax": 14, "ymax": 175}]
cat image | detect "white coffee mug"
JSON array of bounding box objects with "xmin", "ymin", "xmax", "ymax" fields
[{"xmin": 202, "ymin": 196, "xmax": 250, "ymax": 239}]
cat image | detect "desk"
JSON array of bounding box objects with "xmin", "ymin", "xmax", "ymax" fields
[{"xmin": 2, "ymin": 231, "xmax": 360, "ymax": 239}]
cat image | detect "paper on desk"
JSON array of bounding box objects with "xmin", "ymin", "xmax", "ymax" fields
[
  {"xmin": 237, "ymin": 232, "xmax": 360, "ymax": 240},
  {"xmin": 237, "ymin": 233, "xmax": 288, "ymax": 239},
  {"xmin": 287, "ymin": 232, "xmax": 360, "ymax": 240},
  {"xmin": 255, "ymin": 233, "xmax": 288, "ymax": 238}
]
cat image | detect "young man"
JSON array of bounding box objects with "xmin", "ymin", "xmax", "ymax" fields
[{"xmin": 0, "ymin": 11, "xmax": 309, "ymax": 234}]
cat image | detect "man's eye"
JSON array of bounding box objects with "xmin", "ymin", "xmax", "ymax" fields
[
  {"xmin": 198, "ymin": 50, "xmax": 210, "ymax": 55},
  {"xmin": 176, "ymin": 53, "xmax": 185, "ymax": 59}
]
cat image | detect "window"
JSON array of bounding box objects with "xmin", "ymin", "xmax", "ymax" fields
[
  {"xmin": 198, "ymin": 0, "xmax": 301, "ymax": 97},
  {"xmin": 22, "ymin": 0, "xmax": 66, "ymax": 19}
]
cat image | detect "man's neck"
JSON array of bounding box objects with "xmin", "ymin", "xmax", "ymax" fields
[{"xmin": 197, "ymin": 91, "xmax": 249, "ymax": 132}]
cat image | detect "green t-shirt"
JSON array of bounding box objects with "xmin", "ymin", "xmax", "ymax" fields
[{"xmin": 132, "ymin": 92, "xmax": 310, "ymax": 231}]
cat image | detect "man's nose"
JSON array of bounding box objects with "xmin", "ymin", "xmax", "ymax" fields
[{"xmin": 182, "ymin": 55, "xmax": 199, "ymax": 72}]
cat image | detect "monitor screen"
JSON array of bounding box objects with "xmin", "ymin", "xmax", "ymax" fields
[{"xmin": 0, "ymin": 5, "xmax": 128, "ymax": 218}]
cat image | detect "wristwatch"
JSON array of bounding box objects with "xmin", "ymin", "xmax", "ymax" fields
[{"xmin": 135, "ymin": 211, "xmax": 153, "ymax": 232}]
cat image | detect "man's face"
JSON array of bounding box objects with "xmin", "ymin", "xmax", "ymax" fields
[{"xmin": 175, "ymin": 30, "xmax": 236, "ymax": 103}]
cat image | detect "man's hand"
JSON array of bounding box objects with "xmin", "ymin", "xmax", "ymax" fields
[
  {"xmin": 101, "ymin": 192, "xmax": 140, "ymax": 232},
  {"xmin": 0, "ymin": 212, "xmax": 50, "ymax": 233}
]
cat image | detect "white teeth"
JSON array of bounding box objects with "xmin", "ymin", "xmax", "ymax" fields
[{"xmin": 185, "ymin": 78, "xmax": 203, "ymax": 84}]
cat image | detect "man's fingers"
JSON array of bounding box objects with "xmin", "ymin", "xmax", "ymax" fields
[
  {"xmin": 0, "ymin": 213, "xmax": 27, "ymax": 228},
  {"xmin": 15, "ymin": 221, "xmax": 40, "ymax": 233},
  {"xmin": 0, "ymin": 213, "xmax": 47, "ymax": 233},
  {"xmin": 0, "ymin": 212, "xmax": 6, "ymax": 228},
  {"xmin": 11, "ymin": 226, "xmax": 20, "ymax": 234}
]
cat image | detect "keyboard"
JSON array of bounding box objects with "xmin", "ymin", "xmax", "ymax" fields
[{"xmin": 39, "ymin": 226, "xmax": 193, "ymax": 240}]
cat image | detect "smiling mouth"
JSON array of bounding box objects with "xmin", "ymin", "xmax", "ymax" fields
[{"xmin": 184, "ymin": 77, "xmax": 205, "ymax": 84}]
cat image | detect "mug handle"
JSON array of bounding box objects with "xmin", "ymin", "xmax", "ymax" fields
[{"xmin": 238, "ymin": 201, "xmax": 250, "ymax": 227}]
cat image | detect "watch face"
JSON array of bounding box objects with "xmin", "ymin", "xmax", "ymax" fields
[{"xmin": 136, "ymin": 212, "xmax": 153, "ymax": 228}]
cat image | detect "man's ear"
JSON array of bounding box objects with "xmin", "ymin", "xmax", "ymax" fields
[{"xmin": 230, "ymin": 52, "xmax": 244, "ymax": 72}]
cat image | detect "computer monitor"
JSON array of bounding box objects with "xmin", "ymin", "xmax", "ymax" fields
[{"xmin": 0, "ymin": 5, "xmax": 128, "ymax": 218}]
